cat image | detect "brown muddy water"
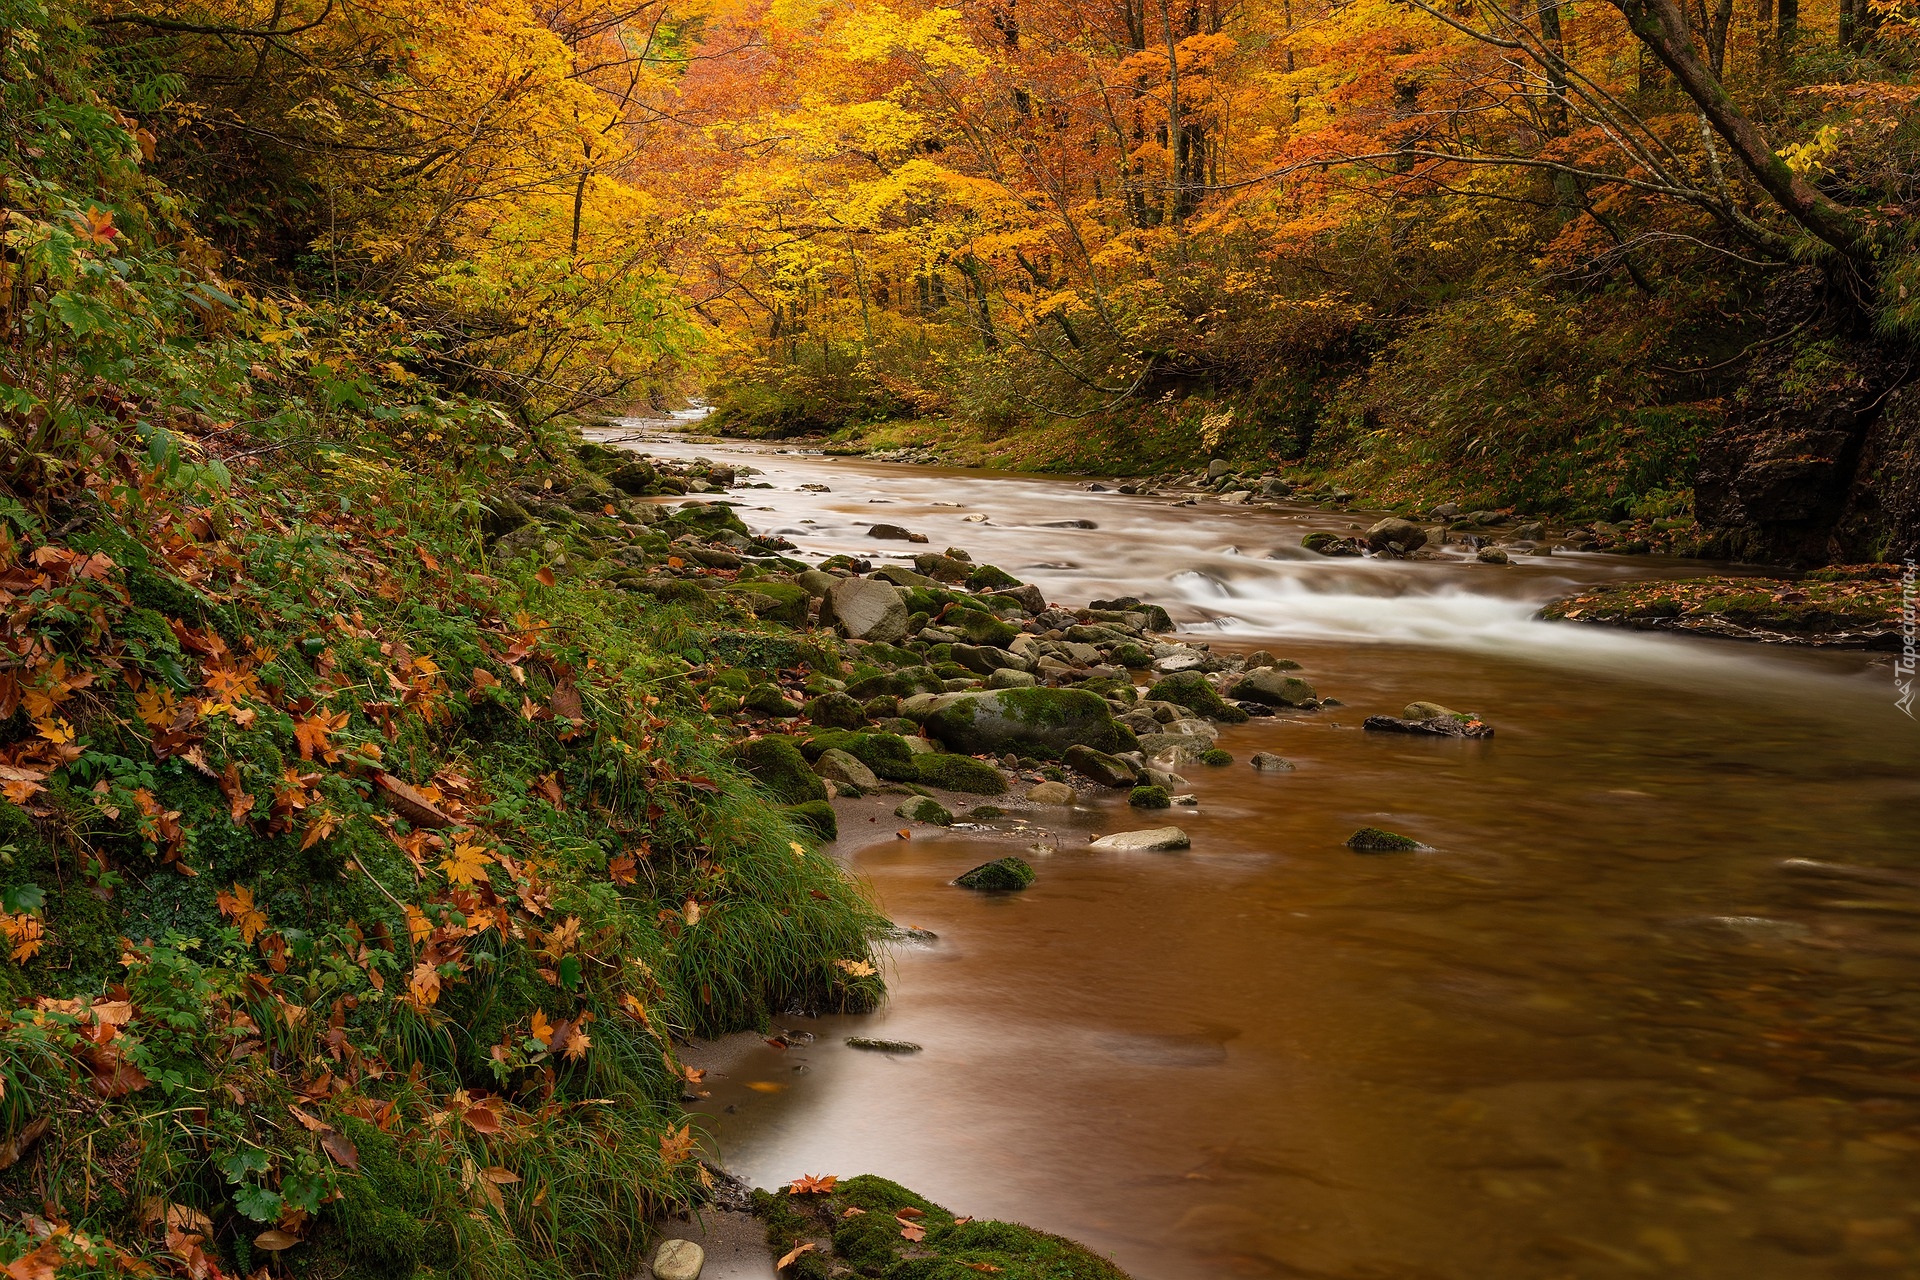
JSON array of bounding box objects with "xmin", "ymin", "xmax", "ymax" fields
[{"xmin": 591, "ymin": 423, "xmax": 1920, "ymax": 1280}]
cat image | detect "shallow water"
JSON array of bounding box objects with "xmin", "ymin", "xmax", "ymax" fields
[{"xmin": 597, "ymin": 426, "xmax": 1920, "ymax": 1279}]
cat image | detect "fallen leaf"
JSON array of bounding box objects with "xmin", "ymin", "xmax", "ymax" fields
[
  {"xmin": 896, "ymin": 1207, "xmax": 925, "ymax": 1219},
  {"xmin": 252, "ymin": 1229, "xmax": 301, "ymax": 1251},
  {"xmin": 841, "ymin": 1206, "xmax": 867, "ymax": 1218},
  {"xmin": 899, "ymin": 1220, "xmax": 926, "ymax": 1242},
  {"xmin": 321, "ymin": 1129, "xmax": 359, "ymax": 1170},
  {"xmin": 896, "ymin": 829, "xmax": 911, "ymax": 840},
  {"xmin": 535, "ymin": 568, "xmax": 556, "ymax": 588},
  {"xmin": 776, "ymin": 1242, "xmax": 817, "ymax": 1269},
  {"xmin": 789, "ymin": 1173, "xmax": 838, "ymax": 1195}
]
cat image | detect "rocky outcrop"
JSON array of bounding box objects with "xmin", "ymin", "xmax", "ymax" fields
[{"xmin": 1695, "ymin": 268, "xmax": 1920, "ymax": 566}]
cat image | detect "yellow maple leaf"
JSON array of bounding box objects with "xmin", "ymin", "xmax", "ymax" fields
[
  {"xmin": 530, "ymin": 1009, "xmax": 553, "ymax": 1046},
  {"xmin": 562, "ymin": 1029, "xmax": 591, "ymax": 1061},
  {"xmin": 439, "ymin": 837, "xmax": 494, "ymax": 887},
  {"xmin": 408, "ymin": 961, "xmax": 441, "ymax": 1009},
  {"xmin": 404, "ymin": 903, "xmax": 432, "ymax": 947}
]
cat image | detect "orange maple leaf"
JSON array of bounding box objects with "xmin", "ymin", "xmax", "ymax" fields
[
  {"xmin": 293, "ymin": 709, "xmax": 350, "ymax": 762},
  {"xmin": 788, "ymin": 1173, "xmax": 838, "ymax": 1195},
  {"xmin": 215, "ymin": 884, "xmax": 268, "ymax": 944}
]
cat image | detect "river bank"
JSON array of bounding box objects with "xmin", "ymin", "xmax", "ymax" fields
[{"xmin": 605, "ymin": 423, "xmax": 1919, "ymax": 1280}]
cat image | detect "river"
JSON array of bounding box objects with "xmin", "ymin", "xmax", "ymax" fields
[{"xmin": 590, "ymin": 422, "xmax": 1920, "ymax": 1280}]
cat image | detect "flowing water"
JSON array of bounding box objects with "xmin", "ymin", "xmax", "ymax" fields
[{"xmin": 592, "ymin": 424, "xmax": 1920, "ymax": 1279}]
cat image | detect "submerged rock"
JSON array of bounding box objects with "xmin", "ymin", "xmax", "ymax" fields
[
  {"xmin": 1249, "ymin": 751, "xmax": 1295, "ymax": 772},
  {"xmin": 846, "ymin": 1037, "xmax": 923, "ymax": 1053},
  {"xmin": 955, "ymin": 857, "xmax": 1035, "ymax": 891},
  {"xmin": 1089, "ymin": 827, "xmax": 1190, "ymax": 852}
]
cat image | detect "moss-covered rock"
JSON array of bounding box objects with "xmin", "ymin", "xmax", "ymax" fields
[
  {"xmin": 956, "ymin": 857, "xmax": 1034, "ymax": 891},
  {"xmin": 802, "ymin": 730, "xmax": 921, "ymax": 782},
  {"xmin": 1127, "ymin": 785, "xmax": 1170, "ymax": 809},
  {"xmin": 1230, "ymin": 668, "xmax": 1317, "ymax": 707},
  {"xmin": 732, "ymin": 735, "xmax": 828, "ymax": 803},
  {"xmin": 894, "ymin": 795, "xmax": 953, "ymax": 826},
  {"xmin": 965, "ymin": 564, "xmax": 1024, "ymax": 592},
  {"xmin": 921, "ymin": 688, "xmax": 1124, "ymax": 758},
  {"xmin": 912, "ymin": 753, "xmax": 1008, "ymax": 795},
  {"xmin": 1147, "ymin": 670, "xmax": 1250, "ymax": 722},
  {"xmin": 806, "ymin": 690, "xmax": 869, "ymax": 729},
  {"xmin": 1199, "ymin": 748, "xmax": 1233, "ymax": 766},
  {"xmin": 1061, "ymin": 744, "xmax": 1139, "ymax": 789},
  {"xmin": 951, "ymin": 608, "xmax": 1020, "ymax": 649},
  {"xmin": 756, "ymin": 1175, "xmax": 1130, "ymax": 1280},
  {"xmin": 1346, "ymin": 827, "xmax": 1421, "ymax": 852},
  {"xmin": 743, "ymin": 683, "xmax": 799, "ymax": 717},
  {"xmin": 784, "ymin": 800, "xmax": 838, "ymax": 842},
  {"xmin": 732, "ymin": 580, "xmax": 812, "ymax": 625}
]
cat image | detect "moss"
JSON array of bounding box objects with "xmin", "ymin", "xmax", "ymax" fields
[
  {"xmin": 1127, "ymin": 785, "xmax": 1170, "ymax": 809},
  {"xmin": 757, "ymin": 1175, "xmax": 1131, "ymax": 1280},
  {"xmin": 305, "ymin": 1119, "xmax": 456, "ymax": 1279},
  {"xmin": 955, "ymin": 857, "xmax": 1033, "ymax": 891},
  {"xmin": 1346, "ymin": 827, "xmax": 1420, "ymax": 853},
  {"xmin": 894, "ymin": 795, "xmax": 953, "ymax": 826},
  {"xmin": 805, "ymin": 691, "xmax": 869, "ymax": 729},
  {"xmin": 784, "ymin": 800, "xmax": 838, "ymax": 842},
  {"xmin": 950, "ymin": 608, "xmax": 1019, "ymax": 648},
  {"xmin": 732, "ymin": 581, "xmax": 812, "ymax": 625},
  {"xmin": 911, "ymin": 754, "xmax": 1008, "ymax": 795},
  {"xmin": 921, "ymin": 688, "xmax": 1123, "ymax": 758},
  {"xmin": 732, "ymin": 736, "xmax": 830, "ymax": 804},
  {"xmin": 964, "ymin": 564, "xmax": 1023, "ymax": 592},
  {"xmin": 802, "ymin": 731, "xmax": 920, "ymax": 782},
  {"xmin": 1199, "ymin": 748, "xmax": 1232, "ymax": 766},
  {"xmin": 744, "ymin": 683, "xmax": 799, "ymax": 717},
  {"xmin": 1146, "ymin": 671, "xmax": 1249, "ymax": 723}
]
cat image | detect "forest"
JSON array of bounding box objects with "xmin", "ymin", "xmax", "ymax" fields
[{"xmin": 0, "ymin": 0, "xmax": 1917, "ymax": 1274}]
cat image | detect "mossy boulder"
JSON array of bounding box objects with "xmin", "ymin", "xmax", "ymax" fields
[
  {"xmin": 1199, "ymin": 748, "xmax": 1233, "ymax": 767},
  {"xmin": 731, "ymin": 736, "xmax": 827, "ymax": 804},
  {"xmin": 912, "ymin": 753, "xmax": 1008, "ymax": 795},
  {"xmin": 921, "ymin": 688, "xmax": 1124, "ymax": 758},
  {"xmin": 951, "ymin": 608, "xmax": 1020, "ymax": 649},
  {"xmin": 1347, "ymin": 827, "xmax": 1421, "ymax": 852},
  {"xmin": 894, "ymin": 795, "xmax": 954, "ymax": 826},
  {"xmin": 743, "ymin": 683, "xmax": 798, "ymax": 717},
  {"xmin": 802, "ymin": 730, "xmax": 920, "ymax": 782},
  {"xmin": 784, "ymin": 800, "xmax": 838, "ymax": 842},
  {"xmin": 757, "ymin": 1175, "xmax": 1130, "ymax": 1280},
  {"xmin": 1128, "ymin": 785, "xmax": 1170, "ymax": 809},
  {"xmin": 806, "ymin": 690, "xmax": 869, "ymax": 729},
  {"xmin": 965, "ymin": 564, "xmax": 1024, "ymax": 593},
  {"xmin": 1061, "ymin": 744, "xmax": 1139, "ymax": 789},
  {"xmin": 732, "ymin": 581, "xmax": 812, "ymax": 624},
  {"xmin": 1147, "ymin": 670, "xmax": 1249, "ymax": 722},
  {"xmin": 956, "ymin": 857, "xmax": 1035, "ymax": 891},
  {"xmin": 1231, "ymin": 668, "xmax": 1317, "ymax": 707}
]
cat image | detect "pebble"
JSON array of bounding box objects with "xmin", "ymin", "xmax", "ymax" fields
[{"xmin": 652, "ymin": 1239, "xmax": 704, "ymax": 1280}]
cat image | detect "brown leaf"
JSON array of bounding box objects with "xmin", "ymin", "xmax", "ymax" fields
[
  {"xmin": 776, "ymin": 1242, "xmax": 817, "ymax": 1270},
  {"xmin": 287, "ymin": 1106, "xmax": 329, "ymax": 1132},
  {"xmin": 463, "ymin": 1105, "xmax": 503, "ymax": 1135},
  {"xmin": 899, "ymin": 1220, "xmax": 926, "ymax": 1242},
  {"xmin": 550, "ymin": 680, "xmax": 583, "ymax": 722},
  {"xmin": 535, "ymin": 567, "xmax": 557, "ymax": 588},
  {"xmin": 252, "ymin": 1229, "xmax": 301, "ymax": 1251},
  {"xmin": 896, "ymin": 1207, "xmax": 925, "ymax": 1219},
  {"xmin": 321, "ymin": 1129, "xmax": 359, "ymax": 1171},
  {"xmin": 788, "ymin": 1173, "xmax": 837, "ymax": 1194},
  {"xmin": 0, "ymin": 1117, "xmax": 49, "ymax": 1171},
  {"xmin": 374, "ymin": 772, "xmax": 456, "ymax": 829}
]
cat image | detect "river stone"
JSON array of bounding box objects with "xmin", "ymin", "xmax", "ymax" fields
[
  {"xmin": 991, "ymin": 582, "xmax": 1047, "ymax": 614},
  {"xmin": 821, "ymin": 577, "xmax": 908, "ymax": 643},
  {"xmin": 874, "ymin": 564, "xmax": 943, "ymax": 589},
  {"xmin": 1231, "ymin": 668, "xmax": 1318, "ymax": 707},
  {"xmin": 797, "ymin": 569, "xmax": 836, "ymax": 597},
  {"xmin": 1089, "ymin": 827, "xmax": 1190, "ymax": 852},
  {"xmin": 1363, "ymin": 714, "xmax": 1493, "ymax": 738},
  {"xmin": 1025, "ymin": 781, "xmax": 1075, "ymax": 805},
  {"xmin": 1062, "ymin": 744, "xmax": 1139, "ymax": 788},
  {"xmin": 846, "ymin": 1037, "xmax": 922, "ymax": 1053},
  {"xmin": 652, "ymin": 1239, "xmax": 704, "ymax": 1280},
  {"xmin": 953, "ymin": 609, "xmax": 1020, "ymax": 649},
  {"xmin": 1152, "ymin": 652, "xmax": 1206, "ymax": 674},
  {"xmin": 955, "ymin": 856, "xmax": 1035, "ymax": 891},
  {"xmin": 867, "ymin": 522, "xmax": 924, "ymax": 541},
  {"xmin": 951, "ymin": 643, "xmax": 1026, "ymax": 675},
  {"xmin": 1347, "ymin": 826, "xmax": 1421, "ymax": 852},
  {"xmin": 1476, "ymin": 547, "xmax": 1510, "ymax": 565},
  {"xmin": 1135, "ymin": 733, "xmax": 1214, "ymax": 765},
  {"xmin": 1365, "ymin": 517, "xmax": 1428, "ymax": 552},
  {"xmin": 894, "ymin": 795, "xmax": 953, "ymax": 826},
  {"xmin": 1404, "ymin": 701, "xmax": 1463, "ymax": 721},
  {"xmin": 1206, "ymin": 458, "xmax": 1234, "ymax": 480},
  {"xmin": 814, "ymin": 748, "xmax": 879, "ymax": 790},
  {"xmin": 1249, "ymin": 752, "xmax": 1295, "ymax": 772},
  {"xmin": 922, "ymin": 688, "xmax": 1124, "ymax": 757},
  {"xmin": 986, "ymin": 667, "xmax": 1037, "ymax": 689}
]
